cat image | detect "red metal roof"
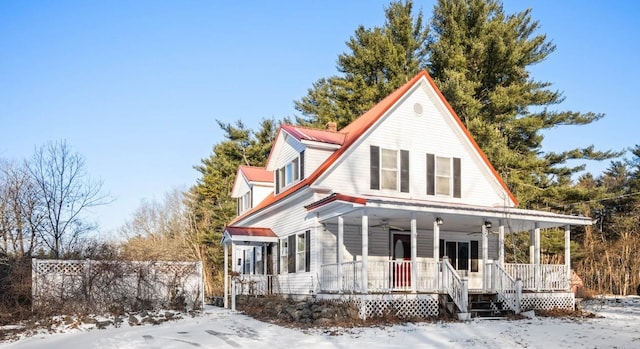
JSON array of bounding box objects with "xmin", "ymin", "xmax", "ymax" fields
[
  {"xmin": 224, "ymin": 226, "xmax": 277, "ymax": 238},
  {"xmin": 280, "ymin": 124, "xmax": 346, "ymax": 145},
  {"xmin": 229, "ymin": 70, "xmax": 518, "ymax": 225},
  {"xmin": 305, "ymin": 193, "xmax": 367, "ymax": 211},
  {"xmin": 239, "ymin": 165, "xmax": 272, "ymax": 183}
]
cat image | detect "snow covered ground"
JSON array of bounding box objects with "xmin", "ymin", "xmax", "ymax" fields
[{"xmin": 2, "ymin": 296, "xmax": 640, "ymax": 349}]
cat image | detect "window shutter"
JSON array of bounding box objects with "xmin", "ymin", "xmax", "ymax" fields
[
  {"xmin": 236, "ymin": 198, "xmax": 240, "ymax": 216},
  {"xmin": 243, "ymin": 250, "xmax": 247, "ymax": 274},
  {"xmin": 300, "ymin": 151, "xmax": 305, "ymax": 179},
  {"xmin": 426, "ymin": 153, "xmax": 435, "ymax": 195},
  {"xmin": 277, "ymin": 240, "xmax": 281, "ymax": 274},
  {"xmin": 305, "ymin": 230, "xmax": 311, "ymax": 272},
  {"xmin": 275, "ymin": 171, "xmax": 280, "ymax": 195},
  {"xmin": 288, "ymin": 235, "xmax": 296, "ymax": 273},
  {"xmin": 439, "ymin": 239, "xmax": 445, "ymax": 259},
  {"xmin": 471, "ymin": 240, "xmax": 479, "ymax": 272},
  {"xmin": 453, "ymin": 157, "xmax": 461, "ymax": 198},
  {"xmin": 370, "ymin": 146, "xmax": 380, "ymax": 190},
  {"xmin": 253, "ymin": 248, "xmax": 257, "ymax": 274},
  {"xmin": 400, "ymin": 150, "xmax": 410, "ymax": 193}
]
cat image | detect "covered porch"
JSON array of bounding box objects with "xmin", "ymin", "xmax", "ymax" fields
[
  {"xmin": 221, "ymin": 226, "xmax": 279, "ymax": 310},
  {"xmin": 309, "ymin": 194, "xmax": 591, "ymax": 314}
]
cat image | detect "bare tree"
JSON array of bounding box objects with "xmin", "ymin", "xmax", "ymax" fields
[
  {"xmin": 119, "ymin": 187, "xmax": 192, "ymax": 260},
  {"xmin": 0, "ymin": 159, "xmax": 41, "ymax": 257},
  {"xmin": 27, "ymin": 140, "xmax": 108, "ymax": 258}
]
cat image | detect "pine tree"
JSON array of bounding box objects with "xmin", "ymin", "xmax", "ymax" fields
[
  {"xmin": 187, "ymin": 119, "xmax": 277, "ymax": 285},
  {"xmin": 427, "ymin": 0, "xmax": 619, "ymax": 208},
  {"xmin": 295, "ymin": 0, "xmax": 428, "ymax": 129}
]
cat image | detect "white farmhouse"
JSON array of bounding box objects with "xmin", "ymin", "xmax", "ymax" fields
[{"xmin": 222, "ymin": 71, "xmax": 591, "ymax": 319}]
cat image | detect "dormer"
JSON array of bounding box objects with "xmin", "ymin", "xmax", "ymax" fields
[
  {"xmin": 230, "ymin": 166, "xmax": 273, "ymax": 215},
  {"xmin": 266, "ymin": 123, "xmax": 346, "ymax": 195}
]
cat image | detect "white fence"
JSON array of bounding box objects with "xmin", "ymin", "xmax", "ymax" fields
[{"xmin": 32, "ymin": 259, "xmax": 204, "ymax": 313}]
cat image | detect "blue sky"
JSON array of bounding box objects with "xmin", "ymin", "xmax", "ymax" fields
[{"xmin": 1, "ymin": 1, "xmax": 638, "ymax": 237}]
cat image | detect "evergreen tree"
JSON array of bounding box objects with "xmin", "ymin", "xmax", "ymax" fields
[
  {"xmin": 187, "ymin": 119, "xmax": 277, "ymax": 284},
  {"xmin": 295, "ymin": 0, "xmax": 428, "ymax": 129},
  {"xmin": 427, "ymin": 0, "xmax": 618, "ymax": 208}
]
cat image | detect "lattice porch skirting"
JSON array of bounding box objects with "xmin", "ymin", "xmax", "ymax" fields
[
  {"xmin": 520, "ymin": 292, "xmax": 575, "ymax": 311},
  {"xmin": 316, "ymin": 293, "xmax": 439, "ymax": 319}
]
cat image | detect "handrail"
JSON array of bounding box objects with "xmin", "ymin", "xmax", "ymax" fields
[
  {"xmin": 491, "ymin": 262, "xmax": 519, "ymax": 312},
  {"xmin": 441, "ymin": 258, "xmax": 467, "ymax": 313}
]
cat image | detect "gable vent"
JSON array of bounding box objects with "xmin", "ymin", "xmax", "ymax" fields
[{"xmin": 413, "ymin": 102, "xmax": 423, "ymax": 116}]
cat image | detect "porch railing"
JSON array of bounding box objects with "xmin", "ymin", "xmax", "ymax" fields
[
  {"xmin": 441, "ymin": 258, "xmax": 467, "ymax": 313},
  {"xmin": 504, "ymin": 263, "xmax": 568, "ymax": 291},
  {"xmin": 233, "ymin": 274, "xmax": 277, "ymax": 296},
  {"xmin": 320, "ymin": 260, "xmax": 440, "ymax": 293},
  {"xmin": 319, "ymin": 261, "xmax": 362, "ymax": 292},
  {"xmin": 489, "ymin": 262, "xmax": 519, "ymax": 313}
]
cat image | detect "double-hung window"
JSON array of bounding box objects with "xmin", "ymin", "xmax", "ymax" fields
[
  {"xmin": 275, "ymin": 153, "xmax": 305, "ymax": 195},
  {"xmin": 279, "ymin": 239, "xmax": 288, "ymax": 274},
  {"xmin": 381, "ymin": 149, "xmax": 398, "ymax": 190},
  {"xmin": 279, "ymin": 231, "xmax": 311, "ymax": 274},
  {"xmin": 238, "ymin": 191, "xmax": 251, "ymax": 214},
  {"xmin": 370, "ymin": 146, "xmax": 409, "ymax": 193},
  {"xmin": 297, "ymin": 232, "xmax": 306, "ymax": 272},
  {"xmin": 427, "ymin": 153, "xmax": 461, "ymax": 198}
]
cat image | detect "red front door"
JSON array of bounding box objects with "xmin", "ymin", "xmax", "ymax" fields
[{"xmin": 392, "ymin": 233, "xmax": 411, "ymax": 288}]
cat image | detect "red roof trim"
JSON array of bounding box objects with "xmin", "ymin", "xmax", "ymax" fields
[
  {"xmin": 281, "ymin": 124, "xmax": 346, "ymax": 145},
  {"xmin": 421, "ymin": 73, "xmax": 518, "ymax": 206},
  {"xmin": 224, "ymin": 226, "xmax": 277, "ymax": 238},
  {"xmin": 305, "ymin": 193, "xmax": 367, "ymax": 211}
]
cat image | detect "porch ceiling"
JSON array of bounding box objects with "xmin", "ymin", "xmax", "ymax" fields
[{"xmin": 310, "ymin": 195, "xmax": 592, "ymax": 233}]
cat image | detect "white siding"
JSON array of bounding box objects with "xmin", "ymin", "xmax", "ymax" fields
[
  {"xmin": 236, "ymin": 190, "xmax": 319, "ymax": 296},
  {"xmin": 231, "ymin": 176, "xmax": 250, "ymax": 198},
  {"xmin": 251, "ymin": 184, "xmax": 272, "ymax": 208},
  {"xmin": 321, "ymin": 225, "xmax": 437, "ymax": 265},
  {"xmin": 315, "ymin": 79, "xmax": 512, "ymax": 207},
  {"xmin": 303, "ymin": 147, "xmax": 334, "ymax": 179},
  {"xmin": 273, "ymin": 135, "xmax": 304, "ymax": 170}
]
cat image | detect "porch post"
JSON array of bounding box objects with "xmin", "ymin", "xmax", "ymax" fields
[
  {"xmin": 433, "ymin": 219, "xmax": 440, "ymax": 291},
  {"xmin": 482, "ymin": 224, "xmax": 489, "ymax": 291},
  {"xmin": 529, "ymin": 229, "xmax": 535, "ymax": 265},
  {"xmin": 498, "ymin": 220, "xmax": 505, "ymax": 265},
  {"xmin": 224, "ymin": 242, "xmax": 229, "ymax": 308},
  {"xmin": 231, "ymin": 243, "xmax": 236, "ymax": 311},
  {"xmin": 361, "ymin": 211, "xmax": 368, "ymax": 294},
  {"xmin": 410, "ymin": 213, "xmax": 417, "ymax": 293},
  {"xmin": 263, "ymin": 243, "xmax": 267, "ymax": 275},
  {"xmin": 337, "ymin": 215, "xmax": 344, "ymax": 292},
  {"xmin": 534, "ymin": 223, "xmax": 541, "ymax": 290},
  {"xmin": 433, "ymin": 220, "xmax": 440, "ymax": 261},
  {"xmin": 564, "ymin": 224, "xmax": 571, "ymax": 290}
]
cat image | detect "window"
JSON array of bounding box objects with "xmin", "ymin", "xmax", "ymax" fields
[
  {"xmin": 297, "ymin": 233, "xmax": 306, "ymax": 272},
  {"xmin": 238, "ymin": 191, "xmax": 251, "ymax": 213},
  {"xmin": 436, "ymin": 156, "xmax": 451, "ymax": 195},
  {"xmin": 279, "ymin": 232, "xmax": 310, "ymax": 274},
  {"xmin": 442, "ymin": 240, "xmax": 479, "ymax": 272},
  {"xmin": 370, "ymin": 146, "xmax": 409, "ymax": 192},
  {"xmin": 279, "ymin": 239, "xmax": 288, "ymax": 274},
  {"xmin": 427, "ymin": 154, "xmax": 461, "ymax": 197},
  {"xmin": 275, "ymin": 155, "xmax": 303, "ymax": 194},
  {"xmin": 381, "ymin": 149, "xmax": 398, "ymax": 190}
]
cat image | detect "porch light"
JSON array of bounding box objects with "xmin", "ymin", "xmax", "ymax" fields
[
  {"xmin": 435, "ymin": 217, "xmax": 444, "ymax": 225},
  {"xmin": 484, "ymin": 220, "xmax": 492, "ymax": 229}
]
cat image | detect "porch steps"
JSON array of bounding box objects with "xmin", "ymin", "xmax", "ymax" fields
[{"xmin": 468, "ymin": 293, "xmax": 513, "ymax": 319}]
